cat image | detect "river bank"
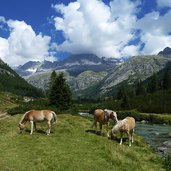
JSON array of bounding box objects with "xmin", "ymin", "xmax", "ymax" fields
[{"xmin": 136, "ymin": 123, "xmax": 171, "ymax": 155}]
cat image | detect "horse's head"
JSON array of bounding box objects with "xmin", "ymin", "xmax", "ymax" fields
[
  {"xmin": 18, "ymin": 123, "xmax": 25, "ymax": 133},
  {"xmin": 104, "ymin": 109, "xmax": 118, "ymax": 122},
  {"xmin": 109, "ymin": 111, "xmax": 118, "ymax": 122}
]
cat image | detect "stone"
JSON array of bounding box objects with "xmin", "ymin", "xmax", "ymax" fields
[{"xmin": 163, "ymin": 140, "xmax": 171, "ymax": 148}]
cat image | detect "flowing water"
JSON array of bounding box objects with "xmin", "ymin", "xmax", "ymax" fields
[{"xmin": 136, "ymin": 123, "xmax": 171, "ymax": 154}]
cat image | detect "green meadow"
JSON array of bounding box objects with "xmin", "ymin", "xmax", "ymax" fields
[{"xmin": 0, "ymin": 114, "xmax": 165, "ymax": 171}]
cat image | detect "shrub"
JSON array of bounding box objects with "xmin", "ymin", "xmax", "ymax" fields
[{"xmin": 164, "ymin": 154, "xmax": 171, "ymax": 171}]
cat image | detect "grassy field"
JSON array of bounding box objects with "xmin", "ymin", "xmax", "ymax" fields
[
  {"xmin": 0, "ymin": 114, "xmax": 166, "ymax": 171},
  {"xmin": 0, "ymin": 92, "xmax": 18, "ymax": 112}
]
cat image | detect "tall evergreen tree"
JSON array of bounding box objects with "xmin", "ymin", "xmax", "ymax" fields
[
  {"xmin": 136, "ymin": 80, "xmax": 147, "ymax": 96},
  {"xmin": 162, "ymin": 69, "xmax": 171, "ymax": 89},
  {"xmin": 48, "ymin": 72, "xmax": 72, "ymax": 110},
  {"xmin": 117, "ymin": 86, "xmax": 126, "ymax": 100},
  {"xmin": 48, "ymin": 70, "xmax": 57, "ymax": 90},
  {"xmin": 147, "ymin": 73, "xmax": 158, "ymax": 93}
]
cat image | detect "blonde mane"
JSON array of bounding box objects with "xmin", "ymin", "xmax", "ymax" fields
[
  {"xmin": 19, "ymin": 110, "xmax": 32, "ymax": 124},
  {"xmin": 112, "ymin": 118, "xmax": 127, "ymax": 133}
]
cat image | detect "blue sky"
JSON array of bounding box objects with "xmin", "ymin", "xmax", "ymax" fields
[{"xmin": 0, "ymin": 0, "xmax": 171, "ymax": 66}]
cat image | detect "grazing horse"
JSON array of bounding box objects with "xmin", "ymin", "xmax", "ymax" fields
[
  {"xmin": 111, "ymin": 117, "xmax": 135, "ymax": 146},
  {"xmin": 92, "ymin": 109, "xmax": 118, "ymax": 137},
  {"xmin": 19, "ymin": 110, "xmax": 57, "ymax": 135}
]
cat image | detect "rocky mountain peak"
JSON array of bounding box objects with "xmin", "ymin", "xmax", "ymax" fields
[{"xmin": 158, "ymin": 47, "xmax": 171, "ymax": 56}]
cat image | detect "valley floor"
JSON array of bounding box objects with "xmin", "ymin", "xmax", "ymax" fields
[{"xmin": 0, "ymin": 114, "xmax": 166, "ymax": 171}]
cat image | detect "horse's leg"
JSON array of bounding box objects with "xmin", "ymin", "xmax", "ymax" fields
[
  {"xmin": 130, "ymin": 129, "xmax": 134, "ymax": 143},
  {"xmin": 34, "ymin": 122, "xmax": 37, "ymax": 132},
  {"xmin": 47, "ymin": 120, "xmax": 51, "ymax": 135},
  {"xmin": 128, "ymin": 131, "xmax": 132, "ymax": 146},
  {"xmin": 120, "ymin": 132, "xmax": 123, "ymax": 145},
  {"xmin": 30, "ymin": 121, "xmax": 34, "ymax": 135},
  {"xmin": 106, "ymin": 122, "xmax": 110, "ymax": 138},
  {"xmin": 92, "ymin": 121, "xmax": 97, "ymax": 133},
  {"xmin": 92, "ymin": 120, "xmax": 95, "ymax": 128},
  {"xmin": 99, "ymin": 123, "xmax": 102, "ymax": 135}
]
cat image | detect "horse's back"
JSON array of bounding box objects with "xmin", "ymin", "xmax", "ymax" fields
[
  {"xmin": 125, "ymin": 117, "xmax": 135, "ymax": 129},
  {"xmin": 94, "ymin": 109, "xmax": 104, "ymax": 122},
  {"xmin": 27, "ymin": 110, "xmax": 54, "ymax": 121}
]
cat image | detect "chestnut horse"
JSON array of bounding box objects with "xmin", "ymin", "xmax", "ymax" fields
[
  {"xmin": 111, "ymin": 117, "xmax": 135, "ymax": 146},
  {"xmin": 19, "ymin": 110, "xmax": 57, "ymax": 135},
  {"xmin": 92, "ymin": 109, "xmax": 118, "ymax": 137}
]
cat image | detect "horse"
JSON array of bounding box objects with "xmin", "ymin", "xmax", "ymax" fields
[
  {"xmin": 18, "ymin": 110, "xmax": 57, "ymax": 135},
  {"xmin": 92, "ymin": 109, "xmax": 118, "ymax": 137},
  {"xmin": 111, "ymin": 117, "xmax": 135, "ymax": 146}
]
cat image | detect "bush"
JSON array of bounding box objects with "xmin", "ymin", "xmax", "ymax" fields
[{"xmin": 164, "ymin": 154, "xmax": 171, "ymax": 171}]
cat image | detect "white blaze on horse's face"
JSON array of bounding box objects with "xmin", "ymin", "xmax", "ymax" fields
[
  {"xmin": 19, "ymin": 123, "xmax": 25, "ymax": 133},
  {"xmin": 110, "ymin": 112, "xmax": 117, "ymax": 121}
]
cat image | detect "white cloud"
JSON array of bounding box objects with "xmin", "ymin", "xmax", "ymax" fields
[
  {"xmin": 0, "ymin": 16, "xmax": 6, "ymax": 23},
  {"xmin": 0, "ymin": 19, "xmax": 55, "ymax": 66},
  {"xmin": 136, "ymin": 10, "xmax": 171, "ymax": 54},
  {"xmin": 52, "ymin": 0, "xmax": 140, "ymax": 58},
  {"xmin": 157, "ymin": 0, "xmax": 171, "ymax": 8},
  {"xmin": 141, "ymin": 33, "xmax": 171, "ymax": 54}
]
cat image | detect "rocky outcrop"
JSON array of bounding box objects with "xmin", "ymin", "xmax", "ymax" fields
[
  {"xmin": 158, "ymin": 47, "xmax": 171, "ymax": 56},
  {"xmin": 26, "ymin": 70, "xmax": 108, "ymax": 94},
  {"xmin": 99, "ymin": 55, "xmax": 171, "ymax": 94}
]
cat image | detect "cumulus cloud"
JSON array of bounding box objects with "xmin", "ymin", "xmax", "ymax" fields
[
  {"xmin": 0, "ymin": 16, "xmax": 6, "ymax": 23},
  {"xmin": 136, "ymin": 10, "xmax": 171, "ymax": 54},
  {"xmin": 0, "ymin": 19, "xmax": 55, "ymax": 66},
  {"xmin": 157, "ymin": 0, "xmax": 171, "ymax": 8},
  {"xmin": 52, "ymin": 0, "xmax": 140, "ymax": 58}
]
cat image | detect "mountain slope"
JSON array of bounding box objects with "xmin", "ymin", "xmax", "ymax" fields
[
  {"xmin": 15, "ymin": 54, "xmax": 121, "ymax": 77},
  {"xmin": 78, "ymin": 55, "xmax": 171, "ymax": 98},
  {"xmin": 99, "ymin": 55, "xmax": 171, "ymax": 94},
  {"xmin": 26, "ymin": 70, "xmax": 108, "ymax": 96},
  {"xmin": 158, "ymin": 47, "xmax": 171, "ymax": 56},
  {"xmin": 0, "ymin": 58, "xmax": 43, "ymax": 97}
]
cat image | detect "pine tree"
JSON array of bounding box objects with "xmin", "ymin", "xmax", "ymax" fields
[
  {"xmin": 136, "ymin": 80, "xmax": 147, "ymax": 96},
  {"xmin": 162, "ymin": 69, "xmax": 171, "ymax": 89},
  {"xmin": 117, "ymin": 86, "xmax": 126, "ymax": 100},
  {"xmin": 121, "ymin": 94, "xmax": 130, "ymax": 109},
  {"xmin": 48, "ymin": 72, "xmax": 72, "ymax": 110},
  {"xmin": 147, "ymin": 73, "xmax": 158, "ymax": 93},
  {"xmin": 48, "ymin": 70, "xmax": 57, "ymax": 90}
]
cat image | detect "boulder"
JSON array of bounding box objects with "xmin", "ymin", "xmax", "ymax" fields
[
  {"xmin": 163, "ymin": 140, "xmax": 171, "ymax": 148},
  {"xmin": 141, "ymin": 120, "xmax": 148, "ymax": 124},
  {"xmin": 157, "ymin": 147, "xmax": 168, "ymax": 154}
]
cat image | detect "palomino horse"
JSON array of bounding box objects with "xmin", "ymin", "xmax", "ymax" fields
[
  {"xmin": 92, "ymin": 109, "xmax": 118, "ymax": 137},
  {"xmin": 111, "ymin": 117, "xmax": 135, "ymax": 146},
  {"xmin": 19, "ymin": 110, "xmax": 57, "ymax": 135}
]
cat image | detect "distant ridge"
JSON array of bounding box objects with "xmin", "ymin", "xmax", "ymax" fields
[
  {"xmin": 15, "ymin": 54, "xmax": 122, "ymax": 77},
  {"xmin": 0, "ymin": 58, "xmax": 43, "ymax": 97},
  {"xmin": 158, "ymin": 47, "xmax": 171, "ymax": 56}
]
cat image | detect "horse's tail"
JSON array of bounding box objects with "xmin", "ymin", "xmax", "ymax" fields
[{"xmin": 52, "ymin": 111, "xmax": 57, "ymax": 124}]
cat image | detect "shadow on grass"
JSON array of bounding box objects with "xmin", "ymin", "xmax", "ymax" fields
[
  {"xmin": 85, "ymin": 129, "xmax": 128, "ymax": 143},
  {"xmin": 85, "ymin": 129, "xmax": 108, "ymax": 137},
  {"xmin": 25, "ymin": 129, "xmax": 54, "ymax": 134}
]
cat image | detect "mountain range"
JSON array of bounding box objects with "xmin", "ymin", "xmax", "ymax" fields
[
  {"xmin": 8, "ymin": 47, "xmax": 171, "ymax": 98},
  {"xmin": 15, "ymin": 54, "xmax": 122, "ymax": 77}
]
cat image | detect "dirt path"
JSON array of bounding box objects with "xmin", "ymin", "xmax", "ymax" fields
[{"xmin": 0, "ymin": 112, "xmax": 9, "ymax": 120}]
